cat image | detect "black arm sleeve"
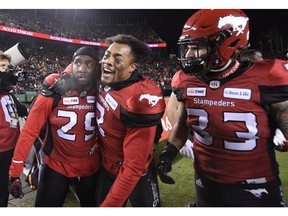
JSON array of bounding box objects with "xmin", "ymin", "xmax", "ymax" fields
[
  {"xmin": 154, "ymin": 122, "xmax": 163, "ymax": 143},
  {"xmin": 120, "ymin": 106, "xmax": 164, "ymax": 128}
]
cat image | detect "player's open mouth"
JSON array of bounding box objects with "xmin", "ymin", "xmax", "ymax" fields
[
  {"xmin": 102, "ymin": 68, "xmax": 114, "ymax": 77},
  {"xmin": 77, "ymin": 74, "xmax": 88, "ymax": 81}
]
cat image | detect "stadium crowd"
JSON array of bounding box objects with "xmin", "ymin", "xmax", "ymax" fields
[
  {"xmin": 0, "ymin": 10, "xmax": 164, "ymax": 43},
  {"xmin": 0, "ymin": 43, "xmax": 178, "ymax": 94},
  {"xmin": 0, "ymin": 10, "xmax": 179, "ymax": 94}
]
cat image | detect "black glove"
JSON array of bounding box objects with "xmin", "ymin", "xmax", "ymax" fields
[
  {"xmin": 51, "ymin": 73, "xmax": 76, "ymax": 95},
  {"xmin": 8, "ymin": 176, "xmax": 24, "ymax": 199},
  {"xmin": 157, "ymin": 141, "xmax": 179, "ymax": 184}
]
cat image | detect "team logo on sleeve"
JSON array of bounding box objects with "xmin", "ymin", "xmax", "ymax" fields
[
  {"xmin": 284, "ymin": 63, "xmax": 288, "ymax": 71},
  {"xmin": 139, "ymin": 94, "xmax": 163, "ymax": 107}
]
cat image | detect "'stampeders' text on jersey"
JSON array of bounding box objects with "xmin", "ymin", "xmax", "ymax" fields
[
  {"xmin": 172, "ymin": 59, "xmax": 288, "ymax": 184},
  {"xmin": 10, "ymin": 72, "xmax": 100, "ymax": 178},
  {"xmin": 43, "ymin": 93, "xmax": 96, "ymax": 162}
]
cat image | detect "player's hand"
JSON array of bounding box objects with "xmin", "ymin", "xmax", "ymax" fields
[
  {"xmin": 8, "ymin": 176, "xmax": 24, "ymax": 199},
  {"xmin": 273, "ymin": 129, "xmax": 288, "ymax": 152},
  {"xmin": 273, "ymin": 129, "xmax": 285, "ymax": 146},
  {"xmin": 157, "ymin": 160, "xmax": 175, "ymax": 184},
  {"xmin": 157, "ymin": 141, "xmax": 179, "ymax": 184},
  {"xmin": 52, "ymin": 73, "xmax": 76, "ymax": 95},
  {"xmin": 179, "ymin": 139, "xmax": 194, "ymax": 159}
]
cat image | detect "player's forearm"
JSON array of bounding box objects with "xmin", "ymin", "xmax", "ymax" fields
[
  {"xmin": 168, "ymin": 122, "xmax": 189, "ymax": 150},
  {"xmin": 271, "ymin": 100, "xmax": 288, "ymax": 139},
  {"xmin": 168, "ymin": 102, "xmax": 189, "ymax": 150}
]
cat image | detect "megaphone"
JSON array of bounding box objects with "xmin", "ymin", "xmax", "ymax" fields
[{"xmin": 4, "ymin": 43, "xmax": 30, "ymax": 66}]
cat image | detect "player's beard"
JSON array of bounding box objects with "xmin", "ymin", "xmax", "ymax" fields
[{"xmin": 76, "ymin": 76, "xmax": 94, "ymax": 93}]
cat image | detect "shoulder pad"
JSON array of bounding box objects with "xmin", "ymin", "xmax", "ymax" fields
[
  {"xmin": 120, "ymin": 92, "xmax": 165, "ymax": 127},
  {"xmin": 134, "ymin": 93, "xmax": 165, "ymax": 113},
  {"xmin": 121, "ymin": 80, "xmax": 166, "ymax": 127},
  {"xmin": 171, "ymin": 70, "xmax": 187, "ymax": 89}
]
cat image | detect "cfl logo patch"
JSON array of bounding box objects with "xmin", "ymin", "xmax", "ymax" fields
[{"xmin": 209, "ymin": 80, "xmax": 220, "ymax": 89}]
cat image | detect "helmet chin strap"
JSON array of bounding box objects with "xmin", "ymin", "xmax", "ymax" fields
[
  {"xmin": 210, "ymin": 59, "xmax": 233, "ymax": 73},
  {"xmin": 206, "ymin": 59, "xmax": 240, "ymax": 80}
]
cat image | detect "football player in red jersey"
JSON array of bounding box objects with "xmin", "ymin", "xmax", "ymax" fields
[
  {"xmin": 95, "ymin": 34, "xmax": 165, "ymax": 207},
  {"xmin": 8, "ymin": 46, "xmax": 101, "ymax": 207},
  {"xmin": 157, "ymin": 9, "xmax": 287, "ymax": 207}
]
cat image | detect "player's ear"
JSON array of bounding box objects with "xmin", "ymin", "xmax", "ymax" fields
[{"xmin": 129, "ymin": 63, "xmax": 137, "ymax": 73}]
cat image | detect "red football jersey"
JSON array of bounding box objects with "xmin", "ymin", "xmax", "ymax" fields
[
  {"xmin": 0, "ymin": 92, "xmax": 20, "ymax": 152},
  {"xmin": 172, "ymin": 59, "xmax": 288, "ymax": 184},
  {"xmin": 96, "ymin": 72, "xmax": 165, "ymax": 207},
  {"xmin": 9, "ymin": 74, "xmax": 100, "ymax": 178}
]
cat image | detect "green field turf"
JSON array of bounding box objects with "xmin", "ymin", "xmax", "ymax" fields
[
  {"xmin": 156, "ymin": 141, "xmax": 288, "ymax": 207},
  {"xmin": 14, "ymin": 140, "xmax": 287, "ymax": 207}
]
